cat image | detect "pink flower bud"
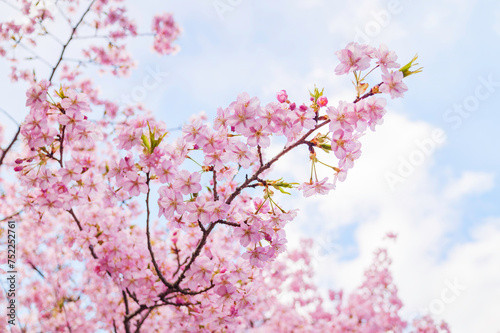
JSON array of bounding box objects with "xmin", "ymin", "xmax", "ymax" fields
[
  {"xmin": 15, "ymin": 158, "xmax": 23, "ymax": 164},
  {"xmin": 289, "ymin": 102, "xmax": 296, "ymax": 111},
  {"xmin": 317, "ymin": 96, "xmax": 328, "ymax": 107},
  {"xmin": 299, "ymin": 104, "xmax": 308, "ymax": 111},
  {"xmin": 14, "ymin": 166, "xmax": 24, "ymax": 172},
  {"xmin": 276, "ymin": 90, "xmax": 288, "ymax": 103}
]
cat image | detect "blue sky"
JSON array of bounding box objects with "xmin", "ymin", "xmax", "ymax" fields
[{"xmin": 1, "ymin": 0, "xmax": 500, "ymax": 332}]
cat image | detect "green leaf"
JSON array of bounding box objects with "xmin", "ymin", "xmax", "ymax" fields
[
  {"xmin": 141, "ymin": 133, "xmax": 150, "ymax": 151},
  {"xmin": 276, "ymin": 187, "xmax": 291, "ymax": 195},
  {"xmin": 399, "ymin": 54, "xmax": 423, "ymax": 78}
]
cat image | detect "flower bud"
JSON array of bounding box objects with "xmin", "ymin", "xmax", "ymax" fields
[
  {"xmin": 276, "ymin": 90, "xmax": 288, "ymax": 103},
  {"xmin": 317, "ymin": 96, "xmax": 328, "ymax": 107}
]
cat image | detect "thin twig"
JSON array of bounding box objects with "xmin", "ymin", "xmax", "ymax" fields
[
  {"xmin": 49, "ymin": 0, "xmax": 96, "ymax": 82},
  {"xmin": 212, "ymin": 169, "xmax": 218, "ymax": 201},
  {"xmin": 73, "ymin": 32, "xmax": 155, "ymax": 40},
  {"xmin": 16, "ymin": 42, "xmax": 53, "ymax": 68},
  {"xmin": 224, "ymin": 86, "xmax": 380, "ymax": 206},
  {"xmin": 0, "ymin": 210, "xmax": 22, "ymax": 222},
  {"xmin": 27, "ymin": 261, "xmax": 45, "ymax": 278},
  {"xmin": 0, "ymin": 107, "xmax": 19, "ymax": 125},
  {"xmin": 122, "ymin": 290, "xmax": 131, "ymax": 333},
  {"xmin": 217, "ymin": 220, "xmax": 240, "ymax": 227},
  {"xmin": 257, "ymin": 145, "xmax": 264, "ymax": 167},
  {"xmin": 133, "ymin": 308, "xmax": 153, "ymax": 333},
  {"xmin": 144, "ymin": 173, "xmax": 175, "ymax": 291},
  {"xmin": 0, "ymin": 127, "xmax": 20, "ymax": 166}
]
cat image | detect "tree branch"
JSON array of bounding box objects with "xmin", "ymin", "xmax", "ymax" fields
[
  {"xmin": 48, "ymin": 0, "xmax": 96, "ymax": 82},
  {"xmin": 133, "ymin": 308, "xmax": 153, "ymax": 333},
  {"xmin": 0, "ymin": 127, "xmax": 21, "ymax": 167},
  {"xmin": 27, "ymin": 261, "xmax": 45, "ymax": 279},
  {"xmin": 144, "ymin": 173, "xmax": 175, "ymax": 291},
  {"xmin": 212, "ymin": 169, "xmax": 218, "ymax": 201}
]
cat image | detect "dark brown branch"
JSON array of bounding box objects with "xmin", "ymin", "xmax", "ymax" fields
[
  {"xmin": 257, "ymin": 145, "xmax": 264, "ymax": 167},
  {"xmin": 122, "ymin": 290, "xmax": 131, "ymax": 333},
  {"xmin": 27, "ymin": 261, "xmax": 45, "ymax": 279},
  {"xmin": 0, "ymin": 126, "xmax": 20, "ymax": 167},
  {"xmin": 0, "ymin": 210, "xmax": 22, "ymax": 222},
  {"xmin": 126, "ymin": 288, "xmax": 140, "ymax": 306},
  {"xmin": 225, "ymin": 120, "xmax": 330, "ymax": 206},
  {"xmin": 216, "ymin": 220, "xmax": 240, "ymax": 227},
  {"xmin": 172, "ymin": 222, "xmax": 218, "ymax": 289},
  {"xmin": 133, "ymin": 308, "xmax": 153, "ymax": 333},
  {"xmin": 144, "ymin": 173, "xmax": 175, "ymax": 291},
  {"xmin": 224, "ymin": 85, "xmax": 380, "ymax": 206},
  {"xmin": 197, "ymin": 220, "xmax": 206, "ymax": 233},
  {"xmin": 353, "ymin": 83, "xmax": 382, "ymax": 103},
  {"xmin": 48, "ymin": 0, "xmax": 96, "ymax": 82},
  {"xmin": 172, "ymin": 243, "xmax": 182, "ymax": 276},
  {"xmin": 59, "ymin": 125, "xmax": 66, "ymax": 167},
  {"xmin": 172, "ymin": 254, "xmax": 189, "ymax": 278},
  {"xmin": 122, "ymin": 290, "xmax": 130, "ymax": 315},
  {"xmin": 212, "ymin": 169, "xmax": 218, "ymax": 201}
]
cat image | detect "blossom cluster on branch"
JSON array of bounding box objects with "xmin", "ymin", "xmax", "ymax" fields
[{"xmin": 0, "ymin": 1, "xmax": 442, "ymax": 332}]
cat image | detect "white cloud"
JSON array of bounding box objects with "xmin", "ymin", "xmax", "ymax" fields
[
  {"xmin": 494, "ymin": 10, "xmax": 500, "ymax": 36},
  {"xmin": 267, "ymin": 108, "xmax": 498, "ymax": 332},
  {"xmin": 443, "ymin": 171, "xmax": 495, "ymax": 201}
]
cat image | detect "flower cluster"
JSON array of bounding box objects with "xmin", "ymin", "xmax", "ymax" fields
[
  {"xmin": 297, "ymin": 43, "xmax": 414, "ymax": 197},
  {"xmin": 9, "ymin": 40, "xmax": 425, "ymax": 331},
  {"xmin": 152, "ymin": 13, "xmax": 181, "ymax": 55},
  {"xmin": 0, "ymin": 1, "xmax": 436, "ymax": 330}
]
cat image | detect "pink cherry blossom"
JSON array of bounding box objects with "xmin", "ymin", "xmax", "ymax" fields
[
  {"xmin": 375, "ymin": 44, "xmax": 400, "ymax": 73},
  {"xmin": 334, "ymin": 42, "xmax": 372, "ymax": 75},
  {"xmin": 380, "ymin": 70, "xmax": 408, "ymax": 99},
  {"xmin": 0, "ymin": 5, "xmax": 431, "ymax": 330},
  {"xmin": 317, "ymin": 96, "xmax": 328, "ymax": 107},
  {"xmin": 158, "ymin": 186, "xmax": 186, "ymax": 218},
  {"xmin": 174, "ymin": 169, "xmax": 202, "ymax": 195},
  {"xmin": 123, "ymin": 172, "xmax": 148, "ymax": 196},
  {"xmin": 327, "ymin": 101, "xmax": 356, "ymax": 133},
  {"xmin": 233, "ymin": 221, "xmax": 262, "ymax": 247},
  {"xmin": 299, "ymin": 177, "xmax": 335, "ymax": 197},
  {"xmin": 152, "ymin": 13, "xmax": 181, "ymax": 55},
  {"xmin": 331, "ymin": 129, "xmax": 357, "ymax": 159},
  {"xmin": 276, "ymin": 89, "xmax": 288, "ymax": 103}
]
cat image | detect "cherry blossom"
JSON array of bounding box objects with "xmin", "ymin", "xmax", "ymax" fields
[
  {"xmin": 0, "ymin": 3, "xmax": 434, "ymax": 332},
  {"xmin": 380, "ymin": 70, "xmax": 409, "ymax": 99}
]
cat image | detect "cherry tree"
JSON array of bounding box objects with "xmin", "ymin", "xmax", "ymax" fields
[{"xmin": 0, "ymin": 1, "xmax": 449, "ymax": 332}]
